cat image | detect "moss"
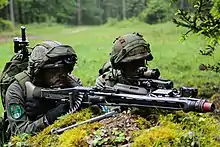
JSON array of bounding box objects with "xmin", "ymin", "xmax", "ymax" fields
[
  {"xmin": 159, "ymin": 112, "xmax": 220, "ymax": 146},
  {"xmin": 132, "ymin": 112, "xmax": 220, "ymax": 147},
  {"xmin": 210, "ymin": 93, "xmax": 220, "ymax": 111},
  {"xmin": 132, "ymin": 122, "xmax": 185, "ymax": 147},
  {"xmin": 58, "ymin": 122, "xmax": 102, "ymax": 147},
  {"xmin": 27, "ymin": 108, "xmax": 95, "ymax": 146},
  {"xmin": 135, "ymin": 116, "xmax": 151, "ymax": 129},
  {"xmin": 6, "ymin": 133, "xmax": 31, "ymax": 147},
  {"xmin": 8, "ymin": 108, "xmax": 220, "ymax": 146}
]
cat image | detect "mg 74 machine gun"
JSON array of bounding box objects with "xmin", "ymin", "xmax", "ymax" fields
[{"xmin": 25, "ymin": 78, "xmax": 215, "ymax": 134}]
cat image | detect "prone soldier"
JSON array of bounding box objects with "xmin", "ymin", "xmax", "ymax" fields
[
  {"xmin": 5, "ymin": 40, "xmax": 82, "ymax": 137},
  {"xmin": 96, "ymin": 32, "xmax": 154, "ymax": 88}
]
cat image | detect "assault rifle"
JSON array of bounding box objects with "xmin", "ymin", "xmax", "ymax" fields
[{"xmin": 25, "ymin": 81, "xmax": 215, "ymax": 133}]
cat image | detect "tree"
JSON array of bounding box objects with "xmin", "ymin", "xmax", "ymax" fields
[
  {"xmin": 139, "ymin": 0, "xmax": 175, "ymax": 24},
  {"xmin": 0, "ymin": 0, "xmax": 7, "ymax": 9},
  {"xmin": 173, "ymin": 0, "xmax": 220, "ymax": 71}
]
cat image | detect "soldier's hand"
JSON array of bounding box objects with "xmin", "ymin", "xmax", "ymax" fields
[
  {"xmin": 44, "ymin": 103, "xmax": 69, "ymax": 125},
  {"xmin": 25, "ymin": 98, "xmax": 54, "ymax": 118}
]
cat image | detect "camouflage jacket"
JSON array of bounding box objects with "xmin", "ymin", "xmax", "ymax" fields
[
  {"xmin": 96, "ymin": 68, "xmax": 133, "ymax": 88},
  {"xmin": 5, "ymin": 71, "xmax": 82, "ymax": 136}
]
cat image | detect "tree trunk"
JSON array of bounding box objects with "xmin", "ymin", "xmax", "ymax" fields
[
  {"xmin": 180, "ymin": 0, "xmax": 184, "ymax": 9},
  {"xmin": 10, "ymin": 0, "xmax": 15, "ymax": 27},
  {"xmin": 122, "ymin": 0, "xmax": 126, "ymax": 20},
  {"xmin": 76, "ymin": 0, "xmax": 81, "ymax": 25}
]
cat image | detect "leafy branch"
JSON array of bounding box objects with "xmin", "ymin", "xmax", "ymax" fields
[{"xmin": 173, "ymin": 0, "xmax": 220, "ymax": 72}]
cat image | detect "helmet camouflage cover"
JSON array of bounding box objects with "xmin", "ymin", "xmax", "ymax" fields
[
  {"xmin": 110, "ymin": 33, "xmax": 153, "ymax": 68},
  {"xmin": 28, "ymin": 40, "xmax": 77, "ymax": 76}
]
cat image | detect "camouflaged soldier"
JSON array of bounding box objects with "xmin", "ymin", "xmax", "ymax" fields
[
  {"xmin": 5, "ymin": 41, "xmax": 82, "ymax": 136},
  {"xmin": 96, "ymin": 33, "xmax": 153, "ymax": 88}
]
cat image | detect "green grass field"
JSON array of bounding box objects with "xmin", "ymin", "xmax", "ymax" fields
[{"xmin": 1, "ymin": 21, "xmax": 220, "ymax": 114}]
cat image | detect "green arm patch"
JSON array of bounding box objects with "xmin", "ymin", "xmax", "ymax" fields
[{"xmin": 9, "ymin": 104, "xmax": 24, "ymax": 119}]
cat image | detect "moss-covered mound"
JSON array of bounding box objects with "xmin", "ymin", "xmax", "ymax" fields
[{"xmin": 7, "ymin": 107, "xmax": 220, "ymax": 147}]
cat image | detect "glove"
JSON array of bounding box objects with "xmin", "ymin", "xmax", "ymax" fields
[
  {"xmin": 45, "ymin": 103, "xmax": 69, "ymax": 125},
  {"xmin": 25, "ymin": 98, "xmax": 55, "ymax": 118}
]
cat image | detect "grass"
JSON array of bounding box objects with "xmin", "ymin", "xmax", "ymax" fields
[{"xmin": 0, "ymin": 21, "xmax": 220, "ymax": 114}]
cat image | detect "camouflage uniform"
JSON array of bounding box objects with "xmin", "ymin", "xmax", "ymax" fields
[
  {"xmin": 96, "ymin": 33, "xmax": 153, "ymax": 88},
  {"xmin": 96, "ymin": 68, "xmax": 132, "ymax": 88},
  {"xmin": 5, "ymin": 41, "xmax": 82, "ymax": 136}
]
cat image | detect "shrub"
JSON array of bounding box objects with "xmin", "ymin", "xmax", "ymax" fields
[
  {"xmin": 105, "ymin": 18, "xmax": 119, "ymax": 26},
  {"xmin": 0, "ymin": 18, "xmax": 13, "ymax": 31},
  {"xmin": 139, "ymin": 0, "xmax": 175, "ymax": 24}
]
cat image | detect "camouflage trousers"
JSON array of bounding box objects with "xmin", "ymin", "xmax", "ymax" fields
[
  {"xmin": 0, "ymin": 116, "xmax": 5, "ymax": 146},
  {"xmin": 0, "ymin": 113, "xmax": 10, "ymax": 146}
]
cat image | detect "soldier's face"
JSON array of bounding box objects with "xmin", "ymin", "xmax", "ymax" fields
[
  {"xmin": 120, "ymin": 59, "xmax": 145, "ymax": 77},
  {"xmin": 42, "ymin": 68, "xmax": 69, "ymax": 88}
]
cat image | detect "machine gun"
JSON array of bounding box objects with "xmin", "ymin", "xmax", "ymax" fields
[{"xmin": 25, "ymin": 81, "xmax": 215, "ymax": 134}]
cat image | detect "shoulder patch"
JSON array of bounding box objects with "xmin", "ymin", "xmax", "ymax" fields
[{"xmin": 9, "ymin": 104, "xmax": 24, "ymax": 119}]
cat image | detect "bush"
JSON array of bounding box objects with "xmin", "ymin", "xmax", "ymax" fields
[
  {"xmin": 0, "ymin": 18, "xmax": 13, "ymax": 31},
  {"xmin": 139, "ymin": 0, "xmax": 175, "ymax": 24},
  {"xmin": 105, "ymin": 18, "xmax": 119, "ymax": 26},
  {"xmin": 105, "ymin": 17, "xmax": 144, "ymax": 28}
]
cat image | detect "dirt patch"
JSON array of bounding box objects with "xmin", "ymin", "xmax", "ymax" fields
[
  {"xmin": 0, "ymin": 35, "xmax": 41, "ymax": 43},
  {"xmin": 0, "ymin": 35, "xmax": 12, "ymax": 43},
  {"xmin": 0, "ymin": 28, "xmax": 89, "ymax": 43},
  {"xmin": 85, "ymin": 111, "xmax": 151, "ymax": 146}
]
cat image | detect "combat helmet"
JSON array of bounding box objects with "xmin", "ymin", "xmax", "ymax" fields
[
  {"xmin": 28, "ymin": 40, "xmax": 77, "ymax": 76},
  {"xmin": 110, "ymin": 33, "xmax": 153, "ymax": 69}
]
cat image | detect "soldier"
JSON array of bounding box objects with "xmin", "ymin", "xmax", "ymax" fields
[
  {"xmin": 96, "ymin": 32, "xmax": 154, "ymax": 88},
  {"xmin": 5, "ymin": 41, "xmax": 82, "ymax": 137}
]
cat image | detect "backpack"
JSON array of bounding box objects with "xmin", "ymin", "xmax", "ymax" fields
[
  {"xmin": 98, "ymin": 60, "xmax": 112, "ymax": 76},
  {"xmin": 0, "ymin": 49, "xmax": 30, "ymax": 146},
  {"xmin": 1, "ymin": 26, "xmax": 31, "ymax": 109},
  {"xmin": 0, "ymin": 52, "xmax": 30, "ymax": 108}
]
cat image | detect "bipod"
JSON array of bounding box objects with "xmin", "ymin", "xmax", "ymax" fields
[{"xmin": 51, "ymin": 107, "xmax": 121, "ymax": 134}]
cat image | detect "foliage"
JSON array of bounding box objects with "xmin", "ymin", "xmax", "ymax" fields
[
  {"xmin": 135, "ymin": 116, "xmax": 152, "ymax": 129},
  {"xmin": 139, "ymin": 0, "xmax": 175, "ymax": 24},
  {"xmin": 105, "ymin": 18, "xmax": 119, "ymax": 26},
  {"xmin": 0, "ymin": 0, "xmax": 7, "ymax": 9},
  {"xmin": 126, "ymin": 0, "xmax": 146, "ymax": 18},
  {"xmin": 4, "ymin": 133, "xmax": 31, "ymax": 147},
  {"xmin": 87, "ymin": 127, "xmax": 128, "ymax": 146},
  {"xmin": 0, "ymin": 18, "xmax": 12, "ymax": 31},
  {"xmin": 0, "ymin": 0, "xmax": 183, "ymax": 27},
  {"xmin": 173, "ymin": 0, "xmax": 220, "ymax": 72}
]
